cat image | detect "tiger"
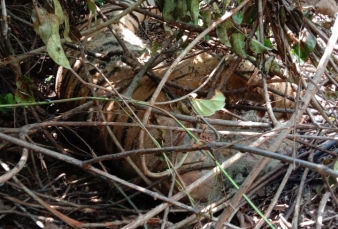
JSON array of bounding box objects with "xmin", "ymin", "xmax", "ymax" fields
[{"xmin": 56, "ymin": 0, "xmax": 295, "ymax": 202}]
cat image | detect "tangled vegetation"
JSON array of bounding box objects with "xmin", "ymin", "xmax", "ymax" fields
[{"xmin": 1, "ymin": 0, "xmax": 338, "ymax": 228}]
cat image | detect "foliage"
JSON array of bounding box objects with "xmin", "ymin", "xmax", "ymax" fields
[
  {"xmin": 0, "ymin": 93, "xmax": 14, "ymax": 113},
  {"xmin": 230, "ymin": 32, "xmax": 247, "ymax": 58},
  {"xmin": 191, "ymin": 90, "xmax": 226, "ymax": 116},
  {"xmin": 216, "ymin": 20, "xmax": 232, "ymax": 47},
  {"xmin": 31, "ymin": 0, "xmax": 71, "ymax": 69},
  {"xmin": 87, "ymin": 0, "xmax": 97, "ymax": 19},
  {"xmin": 15, "ymin": 76, "xmax": 35, "ymax": 104},
  {"xmin": 2, "ymin": 0, "xmax": 338, "ymax": 228},
  {"xmin": 291, "ymin": 30, "xmax": 317, "ymax": 62}
]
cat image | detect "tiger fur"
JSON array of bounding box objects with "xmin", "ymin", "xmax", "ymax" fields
[{"xmin": 56, "ymin": 1, "xmax": 295, "ymax": 201}]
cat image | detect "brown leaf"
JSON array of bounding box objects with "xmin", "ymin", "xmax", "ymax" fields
[{"xmin": 69, "ymin": 25, "xmax": 82, "ymax": 43}]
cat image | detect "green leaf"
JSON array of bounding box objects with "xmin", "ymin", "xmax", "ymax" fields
[
  {"xmin": 191, "ymin": 90, "xmax": 226, "ymax": 116},
  {"xmin": 63, "ymin": 15, "xmax": 72, "ymax": 42},
  {"xmin": 176, "ymin": 0, "xmax": 188, "ymax": 20},
  {"xmin": 291, "ymin": 45, "xmax": 306, "ymax": 63},
  {"xmin": 280, "ymin": 6, "xmax": 286, "ymax": 25},
  {"xmin": 6, "ymin": 93, "xmax": 14, "ymax": 105},
  {"xmin": 0, "ymin": 95, "xmax": 7, "ymax": 113},
  {"xmin": 15, "ymin": 77, "xmax": 35, "ymax": 104},
  {"xmin": 242, "ymin": 5, "xmax": 257, "ymax": 24},
  {"xmin": 202, "ymin": 10, "xmax": 211, "ymax": 26},
  {"xmin": 53, "ymin": 0, "xmax": 64, "ymax": 23},
  {"xmin": 87, "ymin": 0, "xmax": 97, "ymax": 19},
  {"xmin": 315, "ymin": 185, "xmax": 322, "ymax": 195},
  {"xmin": 212, "ymin": 2, "xmax": 221, "ymax": 14},
  {"xmin": 232, "ymin": 10, "xmax": 243, "ymax": 24},
  {"xmin": 290, "ymin": 51, "xmax": 305, "ymax": 65},
  {"xmin": 230, "ymin": 33, "xmax": 247, "ymax": 58},
  {"xmin": 300, "ymin": 30, "xmax": 316, "ymax": 55},
  {"xmin": 31, "ymin": 7, "xmax": 71, "ymax": 69},
  {"xmin": 156, "ymin": 0, "xmax": 165, "ymax": 11},
  {"xmin": 216, "ymin": 21, "xmax": 231, "ymax": 47},
  {"xmin": 150, "ymin": 41, "xmax": 161, "ymax": 55},
  {"xmin": 264, "ymin": 38, "xmax": 273, "ymax": 49},
  {"xmin": 95, "ymin": 0, "xmax": 104, "ymax": 5},
  {"xmin": 292, "ymin": 30, "xmax": 316, "ymax": 61},
  {"xmin": 187, "ymin": 0, "xmax": 199, "ymax": 25},
  {"xmin": 204, "ymin": 34, "xmax": 211, "ymax": 41},
  {"xmin": 249, "ymin": 39, "xmax": 272, "ymax": 54},
  {"xmin": 47, "ymin": 34, "xmax": 71, "ymax": 69},
  {"xmin": 264, "ymin": 56, "xmax": 281, "ymax": 75},
  {"xmin": 0, "ymin": 93, "xmax": 15, "ymax": 113},
  {"xmin": 32, "ymin": 8, "xmax": 60, "ymax": 44},
  {"xmin": 223, "ymin": 0, "xmax": 231, "ymax": 7},
  {"xmin": 163, "ymin": 0, "xmax": 177, "ymax": 22},
  {"xmin": 162, "ymin": 0, "xmax": 188, "ymax": 22}
]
